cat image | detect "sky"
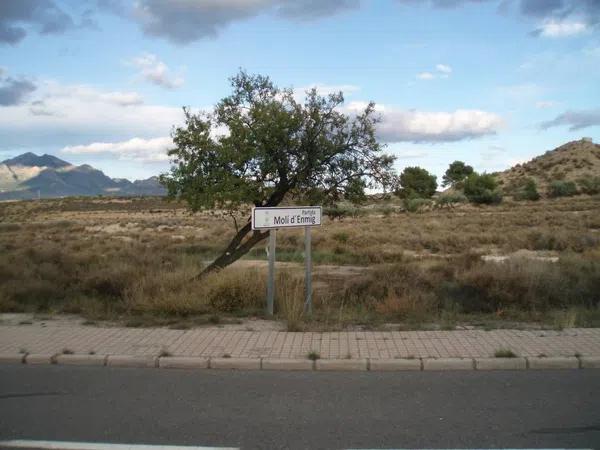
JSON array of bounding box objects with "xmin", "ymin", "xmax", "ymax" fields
[{"xmin": 0, "ymin": 0, "xmax": 599, "ymax": 181}]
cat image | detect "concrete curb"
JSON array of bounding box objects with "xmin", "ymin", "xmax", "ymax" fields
[
  {"xmin": 315, "ymin": 359, "xmax": 368, "ymax": 371},
  {"xmin": 580, "ymin": 356, "xmax": 600, "ymax": 369},
  {"xmin": 106, "ymin": 355, "xmax": 158, "ymax": 368},
  {"xmin": 56, "ymin": 354, "xmax": 107, "ymax": 366},
  {"xmin": 526, "ymin": 356, "xmax": 579, "ymax": 370},
  {"xmin": 262, "ymin": 358, "xmax": 314, "ymax": 371},
  {"xmin": 475, "ymin": 357, "xmax": 527, "ymax": 370},
  {"xmin": 210, "ymin": 357, "xmax": 261, "ymax": 370},
  {"xmin": 24, "ymin": 353, "xmax": 56, "ymax": 365},
  {"xmin": 423, "ymin": 358, "xmax": 474, "ymax": 371},
  {"xmin": 369, "ymin": 358, "xmax": 422, "ymax": 371},
  {"xmin": 3, "ymin": 353, "xmax": 600, "ymax": 372},
  {"xmin": 0, "ymin": 353, "xmax": 25, "ymax": 364},
  {"xmin": 158, "ymin": 356, "xmax": 209, "ymax": 369}
]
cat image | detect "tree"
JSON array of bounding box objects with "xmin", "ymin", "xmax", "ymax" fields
[
  {"xmin": 514, "ymin": 178, "xmax": 540, "ymax": 201},
  {"xmin": 397, "ymin": 166, "xmax": 437, "ymax": 198},
  {"xmin": 442, "ymin": 160, "xmax": 474, "ymax": 188},
  {"xmin": 161, "ymin": 71, "xmax": 396, "ymax": 277},
  {"xmin": 463, "ymin": 173, "xmax": 502, "ymax": 204}
]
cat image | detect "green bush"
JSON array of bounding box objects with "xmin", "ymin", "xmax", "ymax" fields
[
  {"xmin": 463, "ymin": 173, "xmax": 502, "ymax": 204},
  {"xmin": 436, "ymin": 192, "xmax": 467, "ymax": 207},
  {"xmin": 577, "ymin": 176, "xmax": 600, "ymax": 195},
  {"xmin": 398, "ymin": 167, "xmax": 437, "ymax": 198},
  {"xmin": 549, "ymin": 180, "xmax": 577, "ymax": 197},
  {"xmin": 404, "ymin": 197, "xmax": 432, "ymax": 213},
  {"xmin": 514, "ymin": 178, "xmax": 540, "ymax": 201}
]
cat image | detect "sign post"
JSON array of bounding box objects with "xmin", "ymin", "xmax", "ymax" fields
[{"xmin": 252, "ymin": 206, "xmax": 322, "ymax": 316}]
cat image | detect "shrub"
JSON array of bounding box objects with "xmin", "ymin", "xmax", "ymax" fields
[
  {"xmin": 436, "ymin": 192, "xmax": 467, "ymax": 208},
  {"xmin": 463, "ymin": 173, "xmax": 502, "ymax": 204},
  {"xmin": 577, "ymin": 176, "xmax": 600, "ymax": 195},
  {"xmin": 549, "ymin": 180, "xmax": 577, "ymax": 198},
  {"xmin": 404, "ymin": 197, "xmax": 432, "ymax": 213},
  {"xmin": 513, "ymin": 178, "xmax": 540, "ymax": 201}
]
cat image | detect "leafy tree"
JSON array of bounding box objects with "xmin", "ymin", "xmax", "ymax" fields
[
  {"xmin": 463, "ymin": 173, "xmax": 502, "ymax": 204},
  {"xmin": 397, "ymin": 166, "xmax": 437, "ymax": 198},
  {"xmin": 442, "ymin": 161, "xmax": 474, "ymax": 188},
  {"xmin": 161, "ymin": 71, "xmax": 396, "ymax": 276}
]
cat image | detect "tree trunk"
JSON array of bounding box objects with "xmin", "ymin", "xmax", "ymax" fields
[{"xmin": 196, "ymin": 219, "xmax": 268, "ymax": 278}]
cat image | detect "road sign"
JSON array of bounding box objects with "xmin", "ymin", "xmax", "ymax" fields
[
  {"xmin": 252, "ymin": 206, "xmax": 322, "ymax": 316},
  {"xmin": 251, "ymin": 206, "xmax": 322, "ymax": 230}
]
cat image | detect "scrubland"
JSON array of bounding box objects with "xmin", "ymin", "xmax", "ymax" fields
[{"xmin": 0, "ymin": 195, "xmax": 599, "ymax": 331}]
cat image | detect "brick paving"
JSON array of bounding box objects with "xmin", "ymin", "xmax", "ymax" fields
[{"xmin": 1, "ymin": 325, "xmax": 599, "ymax": 359}]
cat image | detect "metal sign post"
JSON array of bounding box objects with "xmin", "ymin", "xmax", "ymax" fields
[
  {"xmin": 252, "ymin": 206, "xmax": 322, "ymax": 316},
  {"xmin": 304, "ymin": 226, "xmax": 312, "ymax": 315}
]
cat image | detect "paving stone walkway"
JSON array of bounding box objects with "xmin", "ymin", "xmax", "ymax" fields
[{"xmin": 1, "ymin": 324, "xmax": 599, "ymax": 359}]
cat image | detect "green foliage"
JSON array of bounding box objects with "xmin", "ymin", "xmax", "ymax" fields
[
  {"xmin": 514, "ymin": 178, "xmax": 540, "ymax": 201},
  {"xmin": 463, "ymin": 173, "xmax": 502, "ymax": 204},
  {"xmin": 404, "ymin": 197, "xmax": 433, "ymax": 213},
  {"xmin": 436, "ymin": 192, "xmax": 467, "ymax": 207},
  {"xmin": 161, "ymin": 70, "xmax": 396, "ymax": 212},
  {"xmin": 549, "ymin": 180, "xmax": 578, "ymax": 198},
  {"xmin": 442, "ymin": 161, "xmax": 474, "ymax": 188},
  {"xmin": 398, "ymin": 166, "xmax": 437, "ymax": 198},
  {"xmin": 577, "ymin": 176, "xmax": 600, "ymax": 195}
]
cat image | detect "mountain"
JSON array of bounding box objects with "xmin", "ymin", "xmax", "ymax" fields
[
  {"xmin": 0, "ymin": 153, "xmax": 166, "ymax": 200},
  {"xmin": 495, "ymin": 138, "xmax": 600, "ymax": 195}
]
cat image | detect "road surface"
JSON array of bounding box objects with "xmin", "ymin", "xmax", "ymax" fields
[{"xmin": 0, "ymin": 364, "xmax": 599, "ymax": 449}]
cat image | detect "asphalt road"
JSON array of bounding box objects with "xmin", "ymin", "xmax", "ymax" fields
[{"xmin": 0, "ymin": 364, "xmax": 599, "ymax": 450}]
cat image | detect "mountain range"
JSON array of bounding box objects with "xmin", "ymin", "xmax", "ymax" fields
[{"xmin": 0, "ymin": 153, "xmax": 166, "ymax": 200}]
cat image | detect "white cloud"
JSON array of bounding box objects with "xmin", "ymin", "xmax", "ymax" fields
[
  {"xmin": 539, "ymin": 19, "xmax": 588, "ymax": 38},
  {"xmin": 293, "ymin": 83, "xmax": 360, "ymax": 100},
  {"xmin": 0, "ymin": 80, "xmax": 185, "ymax": 149},
  {"xmin": 436, "ymin": 64, "xmax": 452, "ymax": 74},
  {"xmin": 346, "ymin": 102, "xmax": 504, "ymax": 143},
  {"xmin": 417, "ymin": 72, "xmax": 435, "ymax": 80},
  {"xmin": 62, "ymin": 136, "xmax": 173, "ymax": 163},
  {"xmin": 535, "ymin": 100, "xmax": 557, "ymax": 109},
  {"xmin": 129, "ymin": 53, "xmax": 184, "ymax": 89}
]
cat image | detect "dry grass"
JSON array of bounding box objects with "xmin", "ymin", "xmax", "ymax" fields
[{"xmin": 0, "ymin": 195, "xmax": 599, "ymax": 329}]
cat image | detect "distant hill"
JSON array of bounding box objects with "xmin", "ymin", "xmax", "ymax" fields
[
  {"xmin": 495, "ymin": 138, "xmax": 600, "ymax": 195},
  {"xmin": 0, "ymin": 153, "xmax": 166, "ymax": 200}
]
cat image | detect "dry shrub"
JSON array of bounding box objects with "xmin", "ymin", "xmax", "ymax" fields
[
  {"xmin": 276, "ymin": 271, "xmax": 305, "ymax": 330},
  {"xmin": 204, "ymin": 268, "xmax": 265, "ymax": 313}
]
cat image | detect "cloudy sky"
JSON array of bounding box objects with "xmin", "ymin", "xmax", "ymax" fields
[{"xmin": 0, "ymin": 0, "xmax": 599, "ymax": 180}]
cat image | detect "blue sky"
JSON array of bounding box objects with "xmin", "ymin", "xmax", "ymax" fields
[{"xmin": 0, "ymin": 0, "xmax": 599, "ymax": 181}]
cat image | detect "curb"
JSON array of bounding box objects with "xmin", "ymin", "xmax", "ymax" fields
[
  {"xmin": 526, "ymin": 356, "xmax": 579, "ymax": 370},
  {"xmin": 423, "ymin": 358, "xmax": 474, "ymax": 371},
  {"xmin": 0, "ymin": 353, "xmax": 25, "ymax": 364},
  {"xmin": 475, "ymin": 357, "xmax": 527, "ymax": 370},
  {"xmin": 56, "ymin": 354, "xmax": 107, "ymax": 366},
  {"xmin": 106, "ymin": 355, "xmax": 158, "ymax": 368},
  {"xmin": 3, "ymin": 353, "xmax": 600, "ymax": 372},
  {"xmin": 315, "ymin": 359, "xmax": 368, "ymax": 371},
  {"xmin": 369, "ymin": 358, "xmax": 422, "ymax": 371},
  {"xmin": 210, "ymin": 357, "xmax": 261, "ymax": 370}
]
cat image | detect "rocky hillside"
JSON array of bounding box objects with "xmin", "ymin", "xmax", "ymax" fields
[
  {"xmin": 0, "ymin": 153, "xmax": 166, "ymax": 200},
  {"xmin": 495, "ymin": 139, "xmax": 600, "ymax": 195}
]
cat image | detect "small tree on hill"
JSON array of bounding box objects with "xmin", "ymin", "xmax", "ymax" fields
[
  {"xmin": 463, "ymin": 173, "xmax": 502, "ymax": 204},
  {"xmin": 442, "ymin": 160, "xmax": 474, "ymax": 188},
  {"xmin": 397, "ymin": 166, "xmax": 437, "ymax": 198},
  {"xmin": 514, "ymin": 178, "xmax": 540, "ymax": 201},
  {"xmin": 161, "ymin": 71, "xmax": 396, "ymax": 277}
]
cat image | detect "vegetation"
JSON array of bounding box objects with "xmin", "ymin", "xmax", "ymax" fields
[
  {"xmin": 577, "ymin": 176, "xmax": 600, "ymax": 195},
  {"xmin": 549, "ymin": 180, "xmax": 578, "ymax": 198},
  {"xmin": 442, "ymin": 161, "xmax": 474, "ymax": 188},
  {"xmin": 1, "ymin": 195, "xmax": 599, "ymax": 331},
  {"xmin": 463, "ymin": 173, "xmax": 502, "ymax": 204},
  {"xmin": 397, "ymin": 166, "xmax": 437, "ymax": 198},
  {"xmin": 513, "ymin": 178, "xmax": 540, "ymax": 201},
  {"xmin": 160, "ymin": 70, "xmax": 396, "ymax": 276}
]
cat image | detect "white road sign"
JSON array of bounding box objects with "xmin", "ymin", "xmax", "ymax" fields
[{"xmin": 252, "ymin": 206, "xmax": 322, "ymax": 230}]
